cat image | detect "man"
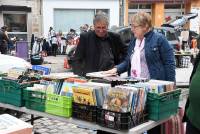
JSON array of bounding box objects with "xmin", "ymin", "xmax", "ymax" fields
[
  {"xmin": 72, "ymin": 12, "xmax": 127, "ymax": 76},
  {"xmin": 0, "ymin": 25, "xmax": 9, "ymax": 54}
]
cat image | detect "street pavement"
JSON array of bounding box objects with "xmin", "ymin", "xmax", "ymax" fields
[{"xmin": 19, "ymin": 55, "xmax": 192, "ymax": 134}]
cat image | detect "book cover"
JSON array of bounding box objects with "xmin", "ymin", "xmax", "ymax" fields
[
  {"xmin": 78, "ymin": 83, "xmax": 104, "ymax": 106},
  {"xmin": 72, "ymin": 86, "xmax": 96, "ymax": 105},
  {"xmin": 103, "ymin": 87, "xmax": 131, "ymax": 112}
]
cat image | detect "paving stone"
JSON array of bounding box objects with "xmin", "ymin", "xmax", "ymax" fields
[
  {"xmin": 49, "ymin": 129, "xmax": 58, "ymax": 133},
  {"xmin": 40, "ymin": 133, "xmax": 50, "ymax": 134},
  {"xmin": 57, "ymin": 125, "xmax": 70, "ymax": 130},
  {"xmin": 36, "ymin": 128, "xmax": 49, "ymax": 133},
  {"xmin": 56, "ymin": 122, "xmax": 67, "ymax": 126}
]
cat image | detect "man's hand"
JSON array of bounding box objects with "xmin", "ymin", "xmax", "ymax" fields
[{"xmin": 102, "ymin": 67, "xmax": 118, "ymax": 76}]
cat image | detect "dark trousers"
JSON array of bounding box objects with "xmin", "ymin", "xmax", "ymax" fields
[
  {"xmin": 52, "ymin": 44, "xmax": 58, "ymax": 56},
  {"xmin": 0, "ymin": 45, "xmax": 7, "ymax": 54},
  {"xmin": 186, "ymin": 120, "xmax": 200, "ymax": 134}
]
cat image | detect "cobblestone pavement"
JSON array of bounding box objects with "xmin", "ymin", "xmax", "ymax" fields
[{"xmin": 19, "ymin": 114, "xmax": 97, "ymax": 134}]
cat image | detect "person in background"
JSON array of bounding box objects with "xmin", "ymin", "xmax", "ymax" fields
[
  {"xmin": 0, "ymin": 25, "xmax": 9, "ymax": 54},
  {"xmin": 72, "ymin": 12, "xmax": 127, "ymax": 76},
  {"xmin": 88, "ymin": 25, "xmax": 94, "ymax": 32},
  {"xmin": 42, "ymin": 38, "xmax": 50, "ymax": 56},
  {"xmin": 30, "ymin": 34, "xmax": 35, "ymax": 51},
  {"xmin": 8, "ymin": 36, "xmax": 16, "ymax": 54},
  {"xmin": 60, "ymin": 34, "xmax": 67, "ymax": 55},
  {"xmin": 82, "ymin": 24, "xmax": 89, "ymax": 32},
  {"xmin": 48, "ymin": 26, "xmax": 55, "ymax": 45},
  {"xmin": 51, "ymin": 34, "xmax": 58, "ymax": 56},
  {"xmin": 104, "ymin": 12, "xmax": 175, "ymax": 134},
  {"xmin": 185, "ymin": 51, "xmax": 200, "ymax": 134}
]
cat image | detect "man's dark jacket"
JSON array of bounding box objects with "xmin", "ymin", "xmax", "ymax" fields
[{"xmin": 72, "ymin": 31, "xmax": 127, "ymax": 76}]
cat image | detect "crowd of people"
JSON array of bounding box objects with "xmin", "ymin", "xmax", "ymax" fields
[
  {"xmin": 31, "ymin": 23, "xmax": 94, "ymax": 57},
  {"xmin": 0, "ymin": 23, "xmax": 94, "ymax": 57}
]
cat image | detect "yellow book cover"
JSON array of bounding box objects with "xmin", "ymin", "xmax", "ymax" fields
[{"xmin": 72, "ymin": 86, "xmax": 96, "ymax": 105}]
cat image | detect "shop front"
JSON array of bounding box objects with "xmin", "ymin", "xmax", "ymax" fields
[{"xmin": 126, "ymin": 0, "xmax": 190, "ymax": 26}]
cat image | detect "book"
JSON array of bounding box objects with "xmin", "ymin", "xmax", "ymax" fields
[
  {"xmin": 60, "ymin": 82, "xmax": 78, "ymax": 97},
  {"xmin": 72, "ymin": 86, "xmax": 96, "ymax": 105},
  {"xmin": 103, "ymin": 87, "xmax": 131, "ymax": 112},
  {"xmin": 78, "ymin": 83, "xmax": 104, "ymax": 107},
  {"xmin": 7, "ymin": 67, "xmax": 27, "ymax": 79},
  {"xmin": 86, "ymin": 71, "xmax": 115, "ymax": 78}
]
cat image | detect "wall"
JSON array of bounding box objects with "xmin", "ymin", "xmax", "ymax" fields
[
  {"xmin": 42, "ymin": 0, "xmax": 119, "ymax": 37},
  {"xmin": 0, "ymin": 0, "xmax": 42, "ymax": 40},
  {"xmin": 191, "ymin": 0, "xmax": 200, "ymax": 7}
]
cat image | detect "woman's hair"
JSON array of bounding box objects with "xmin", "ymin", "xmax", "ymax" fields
[
  {"xmin": 131, "ymin": 12, "xmax": 152, "ymax": 28},
  {"xmin": 93, "ymin": 12, "xmax": 109, "ymax": 26}
]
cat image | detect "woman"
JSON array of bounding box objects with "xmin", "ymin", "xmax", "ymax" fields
[
  {"xmin": 104, "ymin": 12, "xmax": 176, "ymax": 134},
  {"xmin": 105, "ymin": 12, "xmax": 175, "ymax": 82}
]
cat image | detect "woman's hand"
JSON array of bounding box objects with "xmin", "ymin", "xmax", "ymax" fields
[{"xmin": 102, "ymin": 67, "xmax": 118, "ymax": 76}]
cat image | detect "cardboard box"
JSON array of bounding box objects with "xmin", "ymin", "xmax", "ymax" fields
[{"xmin": 0, "ymin": 114, "xmax": 33, "ymax": 134}]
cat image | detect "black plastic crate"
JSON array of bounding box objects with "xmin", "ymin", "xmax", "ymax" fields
[
  {"xmin": 97, "ymin": 108, "xmax": 147, "ymax": 130},
  {"xmin": 72, "ymin": 102, "xmax": 97, "ymax": 122}
]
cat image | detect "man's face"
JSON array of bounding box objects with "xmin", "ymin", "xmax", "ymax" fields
[{"xmin": 94, "ymin": 21, "xmax": 108, "ymax": 38}]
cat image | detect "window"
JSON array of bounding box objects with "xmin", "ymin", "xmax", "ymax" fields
[
  {"xmin": 3, "ymin": 13, "xmax": 27, "ymax": 40},
  {"xmin": 3, "ymin": 14, "xmax": 27, "ymax": 32},
  {"xmin": 165, "ymin": 4, "xmax": 184, "ymax": 9},
  {"xmin": 129, "ymin": 4, "xmax": 138, "ymax": 9},
  {"xmin": 54, "ymin": 9, "xmax": 109, "ymax": 33},
  {"xmin": 139, "ymin": 4, "xmax": 151, "ymax": 9},
  {"xmin": 96, "ymin": 9, "xmax": 109, "ymax": 15}
]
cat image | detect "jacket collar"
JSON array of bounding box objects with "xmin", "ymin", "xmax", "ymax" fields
[{"xmin": 144, "ymin": 29, "xmax": 154, "ymax": 41}]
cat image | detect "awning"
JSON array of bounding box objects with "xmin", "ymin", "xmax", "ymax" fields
[
  {"xmin": 0, "ymin": 5, "xmax": 31, "ymax": 12},
  {"xmin": 129, "ymin": 0, "xmax": 189, "ymax": 3}
]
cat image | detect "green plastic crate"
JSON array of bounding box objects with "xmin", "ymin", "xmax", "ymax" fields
[
  {"xmin": 147, "ymin": 89, "xmax": 181, "ymax": 121},
  {"xmin": 46, "ymin": 94, "xmax": 72, "ymax": 118},
  {"xmin": 0, "ymin": 79, "xmax": 29, "ymax": 106},
  {"xmin": 23, "ymin": 89, "xmax": 46, "ymax": 112}
]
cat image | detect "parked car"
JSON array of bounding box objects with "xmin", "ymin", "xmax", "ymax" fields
[
  {"xmin": 110, "ymin": 26, "xmax": 134, "ymax": 46},
  {"xmin": 153, "ymin": 26, "xmax": 180, "ymax": 51},
  {"xmin": 111, "ymin": 26, "xmax": 180, "ymax": 51}
]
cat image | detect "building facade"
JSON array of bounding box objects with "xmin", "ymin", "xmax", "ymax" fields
[
  {"xmin": 124, "ymin": 0, "xmax": 200, "ymax": 28},
  {"xmin": 0, "ymin": 0, "xmax": 42, "ymax": 41},
  {"xmin": 42, "ymin": 0, "xmax": 120, "ymax": 37}
]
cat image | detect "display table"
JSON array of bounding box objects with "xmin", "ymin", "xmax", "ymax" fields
[{"xmin": 0, "ymin": 102, "xmax": 170, "ymax": 134}]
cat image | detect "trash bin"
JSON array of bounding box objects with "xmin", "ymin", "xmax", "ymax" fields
[{"xmin": 16, "ymin": 41, "xmax": 29, "ymax": 60}]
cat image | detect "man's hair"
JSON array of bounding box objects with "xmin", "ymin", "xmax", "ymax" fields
[{"xmin": 93, "ymin": 12, "xmax": 109, "ymax": 26}]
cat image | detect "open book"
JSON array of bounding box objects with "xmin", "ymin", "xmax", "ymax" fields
[{"xmin": 86, "ymin": 71, "xmax": 116, "ymax": 78}]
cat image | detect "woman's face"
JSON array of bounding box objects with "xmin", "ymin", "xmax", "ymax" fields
[{"xmin": 131, "ymin": 23, "xmax": 147, "ymax": 39}]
